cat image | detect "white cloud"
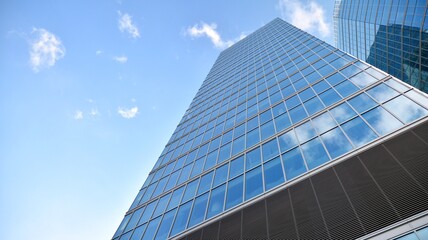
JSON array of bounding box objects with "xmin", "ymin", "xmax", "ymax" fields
[
  {"xmin": 118, "ymin": 11, "xmax": 140, "ymax": 38},
  {"xmin": 89, "ymin": 108, "xmax": 99, "ymax": 117},
  {"xmin": 95, "ymin": 50, "xmax": 103, "ymax": 55},
  {"xmin": 278, "ymin": 0, "xmax": 331, "ymax": 38},
  {"xmin": 113, "ymin": 55, "xmax": 128, "ymax": 63},
  {"xmin": 30, "ymin": 28, "xmax": 65, "ymax": 72},
  {"xmin": 186, "ymin": 22, "xmax": 245, "ymax": 49},
  {"xmin": 74, "ymin": 110, "xmax": 83, "ymax": 120},
  {"xmin": 118, "ymin": 106, "xmax": 138, "ymax": 119}
]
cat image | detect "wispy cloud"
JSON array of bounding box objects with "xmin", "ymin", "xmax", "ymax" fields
[
  {"xmin": 118, "ymin": 11, "xmax": 140, "ymax": 38},
  {"xmin": 113, "ymin": 55, "xmax": 128, "ymax": 63},
  {"xmin": 74, "ymin": 110, "xmax": 83, "ymax": 120},
  {"xmin": 118, "ymin": 106, "xmax": 138, "ymax": 119},
  {"xmin": 278, "ymin": 0, "xmax": 331, "ymax": 38},
  {"xmin": 95, "ymin": 50, "xmax": 103, "ymax": 55},
  {"xmin": 29, "ymin": 28, "xmax": 65, "ymax": 72},
  {"xmin": 186, "ymin": 22, "xmax": 246, "ymax": 49},
  {"xmin": 89, "ymin": 108, "xmax": 99, "ymax": 117}
]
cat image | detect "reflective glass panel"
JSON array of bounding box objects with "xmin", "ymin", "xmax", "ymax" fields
[
  {"xmin": 330, "ymin": 102, "xmax": 357, "ymax": 123},
  {"xmin": 206, "ymin": 184, "xmax": 226, "ymax": 219},
  {"xmin": 187, "ymin": 193, "xmax": 209, "ymax": 227},
  {"xmin": 362, "ymin": 106, "xmax": 403, "ymax": 135},
  {"xmin": 295, "ymin": 121, "xmax": 316, "ymax": 143},
  {"xmin": 246, "ymin": 147, "xmax": 261, "ymax": 170},
  {"xmin": 321, "ymin": 127, "xmax": 353, "ymax": 159},
  {"xmin": 154, "ymin": 209, "xmax": 177, "ymax": 240},
  {"xmin": 301, "ymin": 137, "xmax": 330, "ymax": 169},
  {"xmin": 263, "ymin": 157, "xmax": 285, "ymax": 190},
  {"xmin": 384, "ymin": 95, "xmax": 428, "ymax": 123},
  {"xmin": 262, "ymin": 138, "xmax": 279, "ymax": 161},
  {"xmin": 225, "ymin": 175, "xmax": 244, "ymax": 209},
  {"xmin": 141, "ymin": 216, "xmax": 161, "ymax": 240},
  {"xmin": 170, "ymin": 201, "xmax": 193, "ymax": 237},
  {"xmin": 282, "ymin": 147, "xmax": 307, "ymax": 180},
  {"xmin": 341, "ymin": 117, "xmax": 377, "ymax": 147},
  {"xmin": 197, "ymin": 171, "xmax": 214, "ymax": 195},
  {"xmin": 229, "ymin": 155, "xmax": 244, "ymax": 179},
  {"xmin": 213, "ymin": 163, "xmax": 228, "ymax": 187},
  {"xmin": 245, "ymin": 166, "xmax": 263, "ymax": 200}
]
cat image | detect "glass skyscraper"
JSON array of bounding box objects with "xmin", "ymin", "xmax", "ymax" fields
[
  {"xmin": 113, "ymin": 18, "xmax": 428, "ymax": 240},
  {"xmin": 334, "ymin": 0, "xmax": 428, "ymax": 93}
]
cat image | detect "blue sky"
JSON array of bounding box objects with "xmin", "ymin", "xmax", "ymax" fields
[{"xmin": 0, "ymin": 1, "xmax": 334, "ymax": 239}]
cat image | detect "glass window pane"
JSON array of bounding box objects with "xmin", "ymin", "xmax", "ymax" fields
[
  {"xmin": 295, "ymin": 121, "xmax": 317, "ymax": 143},
  {"xmin": 226, "ymin": 175, "xmax": 244, "ymax": 209},
  {"xmin": 187, "ymin": 193, "xmax": 209, "ymax": 228},
  {"xmin": 229, "ymin": 155, "xmax": 244, "ymax": 179},
  {"xmin": 197, "ymin": 171, "xmax": 214, "ymax": 195},
  {"xmin": 139, "ymin": 200, "xmax": 158, "ymax": 225},
  {"xmin": 350, "ymin": 71, "xmax": 377, "ymax": 88},
  {"xmin": 313, "ymin": 80, "xmax": 330, "ymax": 93},
  {"xmin": 282, "ymin": 147, "xmax": 307, "ymax": 180},
  {"xmin": 182, "ymin": 179, "xmax": 199, "ymax": 203},
  {"xmin": 330, "ymin": 102, "xmax": 357, "ymax": 123},
  {"xmin": 141, "ymin": 217, "xmax": 161, "ymax": 240},
  {"xmin": 246, "ymin": 127, "xmax": 260, "ymax": 148},
  {"xmin": 170, "ymin": 201, "xmax": 193, "ymax": 237},
  {"xmin": 190, "ymin": 158, "xmax": 205, "ymax": 178},
  {"xmin": 304, "ymin": 96, "xmax": 324, "ymax": 115},
  {"xmin": 274, "ymin": 112, "xmax": 291, "ymax": 132},
  {"xmin": 342, "ymin": 117, "xmax": 377, "ymax": 147},
  {"xmin": 395, "ymin": 233, "xmax": 419, "ymax": 240},
  {"xmin": 124, "ymin": 208, "xmax": 144, "ymax": 232},
  {"xmin": 245, "ymin": 166, "xmax": 263, "ymax": 200},
  {"xmin": 261, "ymin": 120, "xmax": 275, "ymax": 140},
  {"xmin": 262, "ymin": 138, "xmax": 279, "ymax": 161},
  {"xmin": 362, "ymin": 106, "xmax": 403, "ymax": 135},
  {"xmin": 416, "ymin": 226, "xmax": 428, "ymax": 239},
  {"xmin": 154, "ymin": 209, "xmax": 177, "ymax": 240},
  {"xmin": 217, "ymin": 143, "xmax": 231, "ymax": 163},
  {"xmin": 264, "ymin": 157, "xmax": 285, "ymax": 190},
  {"xmin": 130, "ymin": 223, "xmax": 147, "ymax": 240},
  {"xmin": 177, "ymin": 164, "xmax": 193, "ymax": 185},
  {"xmin": 348, "ymin": 93, "xmax": 377, "ymax": 113},
  {"xmin": 204, "ymin": 151, "xmax": 217, "ymax": 170},
  {"xmin": 289, "ymin": 104, "xmax": 308, "ymax": 123},
  {"xmin": 319, "ymin": 88, "xmax": 341, "ymax": 107},
  {"xmin": 301, "ymin": 137, "xmax": 330, "ymax": 169},
  {"xmin": 384, "ymin": 95, "xmax": 428, "ymax": 123},
  {"xmin": 167, "ymin": 186, "xmax": 184, "ymax": 211},
  {"xmin": 246, "ymin": 147, "xmax": 261, "ymax": 170},
  {"xmin": 326, "ymin": 72, "xmax": 346, "ymax": 86},
  {"xmin": 321, "ymin": 127, "xmax": 353, "ymax": 159},
  {"xmin": 232, "ymin": 135, "xmax": 245, "ymax": 156},
  {"xmin": 119, "ymin": 230, "xmax": 132, "ymax": 240},
  {"xmin": 312, "ymin": 112, "xmax": 336, "ymax": 134},
  {"xmin": 278, "ymin": 130, "xmax": 298, "ymax": 153},
  {"xmin": 272, "ymin": 102, "xmax": 287, "ymax": 117},
  {"xmin": 113, "ymin": 215, "xmax": 131, "ymax": 238},
  {"xmin": 335, "ymin": 80, "xmax": 358, "ymax": 97},
  {"xmin": 153, "ymin": 193, "xmax": 171, "ymax": 217},
  {"xmin": 213, "ymin": 163, "xmax": 229, "ymax": 187},
  {"xmin": 367, "ymin": 83, "xmax": 399, "ymax": 103},
  {"xmin": 300, "ymin": 87, "xmax": 316, "ymax": 101},
  {"xmin": 206, "ymin": 184, "xmax": 226, "ymax": 219}
]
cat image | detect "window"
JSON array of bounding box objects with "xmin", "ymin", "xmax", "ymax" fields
[
  {"xmin": 170, "ymin": 201, "xmax": 193, "ymax": 237},
  {"xmin": 282, "ymin": 147, "xmax": 307, "ymax": 180},
  {"xmin": 301, "ymin": 137, "xmax": 330, "ymax": 169},
  {"xmin": 262, "ymin": 138, "xmax": 279, "ymax": 161},
  {"xmin": 342, "ymin": 116, "xmax": 377, "ymax": 147},
  {"xmin": 206, "ymin": 184, "xmax": 226, "ymax": 219},
  {"xmin": 245, "ymin": 166, "xmax": 263, "ymax": 200},
  {"xmin": 226, "ymin": 175, "xmax": 244, "ymax": 209},
  {"xmin": 187, "ymin": 193, "xmax": 209, "ymax": 227},
  {"xmin": 263, "ymin": 157, "xmax": 285, "ymax": 190}
]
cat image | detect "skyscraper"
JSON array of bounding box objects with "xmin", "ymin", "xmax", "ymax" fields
[
  {"xmin": 113, "ymin": 18, "xmax": 428, "ymax": 240},
  {"xmin": 333, "ymin": 0, "xmax": 428, "ymax": 92}
]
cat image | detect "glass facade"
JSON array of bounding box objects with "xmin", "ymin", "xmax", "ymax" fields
[
  {"xmin": 113, "ymin": 18, "xmax": 428, "ymax": 240},
  {"xmin": 334, "ymin": 0, "xmax": 428, "ymax": 93}
]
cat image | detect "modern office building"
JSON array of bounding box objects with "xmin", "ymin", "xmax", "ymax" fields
[
  {"xmin": 333, "ymin": 0, "xmax": 428, "ymax": 93},
  {"xmin": 112, "ymin": 18, "xmax": 428, "ymax": 240}
]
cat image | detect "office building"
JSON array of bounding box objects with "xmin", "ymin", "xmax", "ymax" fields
[
  {"xmin": 113, "ymin": 18, "xmax": 428, "ymax": 240},
  {"xmin": 334, "ymin": 0, "xmax": 428, "ymax": 92}
]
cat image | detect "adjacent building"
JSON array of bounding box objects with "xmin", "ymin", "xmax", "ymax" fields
[
  {"xmin": 113, "ymin": 18, "xmax": 428, "ymax": 240},
  {"xmin": 334, "ymin": 0, "xmax": 428, "ymax": 93}
]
